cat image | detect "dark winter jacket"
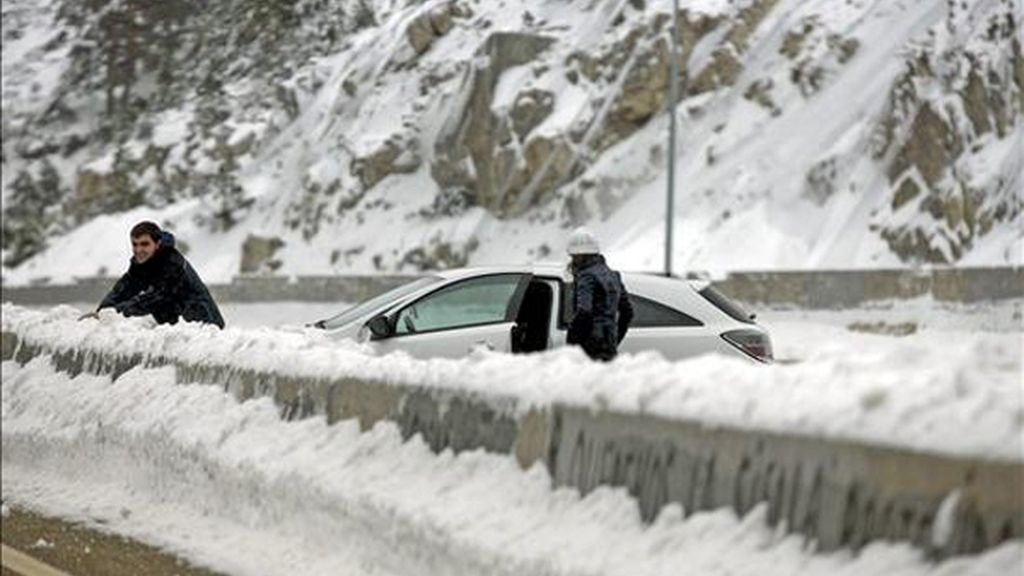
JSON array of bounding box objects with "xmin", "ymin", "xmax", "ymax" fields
[
  {"xmin": 567, "ymin": 254, "xmax": 633, "ymax": 361},
  {"xmin": 99, "ymin": 232, "xmax": 225, "ymax": 328}
]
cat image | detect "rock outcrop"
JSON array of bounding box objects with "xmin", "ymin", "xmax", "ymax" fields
[
  {"xmin": 873, "ymin": 11, "xmax": 1022, "ymax": 263},
  {"xmin": 431, "ymin": 32, "xmax": 558, "ymax": 217},
  {"xmin": 2, "ymin": 0, "xmax": 1020, "ymax": 274}
]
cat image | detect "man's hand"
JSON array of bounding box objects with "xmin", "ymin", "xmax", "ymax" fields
[{"xmin": 78, "ymin": 311, "xmax": 100, "ymax": 321}]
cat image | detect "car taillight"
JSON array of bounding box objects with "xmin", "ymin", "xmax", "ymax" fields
[{"xmin": 721, "ymin": 329, "xmax": 773, "ymax": 363}]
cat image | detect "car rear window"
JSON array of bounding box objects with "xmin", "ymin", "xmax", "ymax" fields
[
  {"xmin": 630, "ymin": 295, "xmax": 703, "ymax": 327},
  {"xmin": 698, "ymin": 285, "xmax": 755, "ymax": 324}
]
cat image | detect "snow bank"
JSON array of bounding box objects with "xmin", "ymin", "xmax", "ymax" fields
[
  {"xmin": 3, "ymin": 303, "xmax": 1021, "ymax": 461},
  {"xmin": 3, "ymin": 356, "xmax": 1020, "ymax": 576}
]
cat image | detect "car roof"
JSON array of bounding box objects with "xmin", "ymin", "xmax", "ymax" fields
[
  {"xmin": 432, "ymin": 264, "xmax": 561, "ymax": 280},
  {"xmin": 434, "ymin": 264, "xmax": 706, "ymax": 288}
]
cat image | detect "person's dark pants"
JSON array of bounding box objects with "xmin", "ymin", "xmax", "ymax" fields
[{"xmin": 582, "ymin": 343, "xmax": 616, "ymax": 362}]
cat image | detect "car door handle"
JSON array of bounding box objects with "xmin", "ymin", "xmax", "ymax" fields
[{"xmin": 470, "ymin": 340, "xmax": 494, "ymax": 353}]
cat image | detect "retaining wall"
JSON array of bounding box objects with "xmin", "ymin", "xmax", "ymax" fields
[
  {"xmin": 2, "ymin": 267, "xmax": 1020, "ymax": 308},
  {"xmin": 714, "ymin": 267, "xmax": 1024, "ymax": 307},
  {"xmin": 2, "ymin": 330, "xmax": 1020, "ymax": 558}
]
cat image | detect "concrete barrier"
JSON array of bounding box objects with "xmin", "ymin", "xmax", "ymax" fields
[
  {"xmin": 714, "ymin": 267, "xmax": 1024, "ymax": 307},
  {"xmin": 2, "ymin": 267, "xmax": 1020, "ymax": 308},
  {"xmin": 2, "ymin": 330, "xmax": 1020, "ymax": 558}
]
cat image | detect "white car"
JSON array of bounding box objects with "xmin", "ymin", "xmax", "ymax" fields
[{"xmin": 315, "ymin": 265, "xmax": 772, "ymax": 363}]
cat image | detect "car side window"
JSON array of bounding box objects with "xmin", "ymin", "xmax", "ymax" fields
[
  {"xmin": 629, "ymin": 295, "xmax": 703, "ymax": 327},
  {"xmin": 394, "ymin": 274, "xmax": 524, "ymax": 335}
]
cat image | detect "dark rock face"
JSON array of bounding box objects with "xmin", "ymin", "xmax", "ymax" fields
[
  {"xmin": 3, "ymin": 0, "xmax": 358, "ymax": 259},
  {"xmin": 430, "ymin": 32, "xmax": 558, "ymax": 218},
  {"xmin": 240, "ymin": 234, "xmax": 285, "ymax": 274}
]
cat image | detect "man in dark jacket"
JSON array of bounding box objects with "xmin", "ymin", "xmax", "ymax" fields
[
  {"xmin": 565, "ymin": 227, "xmax": 633, "ymax": 361},
  {"xmin": 81, "ymin": 221, "xmax": 225, "ymax": 328}
]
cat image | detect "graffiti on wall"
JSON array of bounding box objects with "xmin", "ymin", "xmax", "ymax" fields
[
  {"xmin": 548, "ymin": 412, "xmax": 1021, "ymax": 555},
  {"xmin": 396, "ymin": 389, "xmax": 520, "ymax": 455}
]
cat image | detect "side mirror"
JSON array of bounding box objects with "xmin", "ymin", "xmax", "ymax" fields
[{"xmin": 366, "ymin": 315, "xmax": 393, "ymax": 339}]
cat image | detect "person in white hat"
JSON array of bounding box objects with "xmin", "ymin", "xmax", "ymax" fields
[{"xmin": 566, "ymin": 227, "xmax": 633, "ymax": 361}]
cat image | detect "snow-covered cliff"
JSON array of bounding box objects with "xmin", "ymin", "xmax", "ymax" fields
[{"xmin": 2, "ymin": 0, "xmax": 1021, "ymax": 284}]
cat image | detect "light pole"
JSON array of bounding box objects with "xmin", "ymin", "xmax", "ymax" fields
[{"xmin": 665, "ymin": 0, "xmax": 679, "ymax": 277}]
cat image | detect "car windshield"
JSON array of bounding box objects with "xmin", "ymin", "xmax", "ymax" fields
[{"xmin": 319, "ymin": 276, "xmax": 443, "ymax": 329}]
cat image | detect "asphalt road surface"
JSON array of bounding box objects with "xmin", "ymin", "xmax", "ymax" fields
[{"xmin": 1, "ymin": 507, "xmax": 225, "ymax": 576}]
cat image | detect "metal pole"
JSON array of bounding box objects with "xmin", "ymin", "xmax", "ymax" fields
[{"xmin": 665, "ymin": 0, "xmax": 679, "ymax": 277}]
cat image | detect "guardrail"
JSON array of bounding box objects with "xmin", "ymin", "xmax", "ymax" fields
[
  {"xmin": 2, "ymin": 267, "xmax": 1021, "ymax": 308},
  {"xmin": 2, "ymin": 326, "xmax": 1020, "ymax": 559}
]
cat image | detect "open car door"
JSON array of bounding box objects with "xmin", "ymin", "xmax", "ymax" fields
[{"xmin": 368, "ymin": 273, "xmax": 532, "ymax": 359}]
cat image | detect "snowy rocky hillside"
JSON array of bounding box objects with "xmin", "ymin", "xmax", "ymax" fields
[{"xmin": 2, "ymin": 0, "xmax": 1021, "ymax": 284}]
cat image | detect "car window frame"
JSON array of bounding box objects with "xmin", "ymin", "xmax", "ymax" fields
[
  {"xmin": 558, "ymin": 279, "xmax": 573, "ymax": 328},
  {"xmin": 383, "ymin": 273, "xmax": 533, "ymax": 339}
]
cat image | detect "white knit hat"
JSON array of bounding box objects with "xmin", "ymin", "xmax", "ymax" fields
[{"xmin": 566, "ymin": 227, "xmax": 600, "ymax": 255}]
